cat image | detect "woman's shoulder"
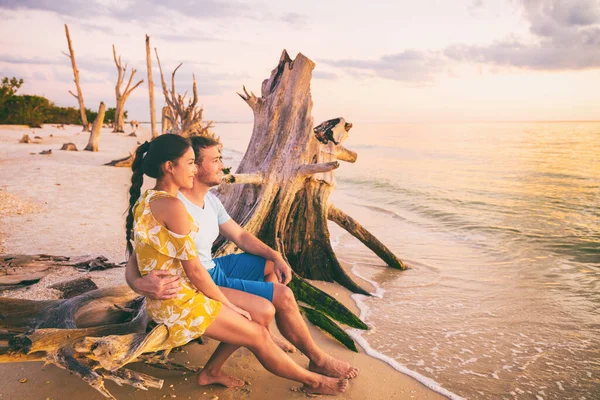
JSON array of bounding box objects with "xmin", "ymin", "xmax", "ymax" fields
[{"xmin": 150, "ymin": 195, "xmax": 191, "ymax": 236}]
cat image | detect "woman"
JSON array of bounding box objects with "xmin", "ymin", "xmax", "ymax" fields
[{"xmin": 125, "ymin": 134, "xmax": 347, "ymax": 395}]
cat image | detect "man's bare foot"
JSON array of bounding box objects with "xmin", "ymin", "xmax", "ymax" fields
[
  {"xmin": 197, "ymin": 368, "xmax": 245, "ymax": 388},
  {"xmin": 303, "ymin": 376, "xmax": 348, "ymax": 395},
  {"xmin": 309, "ymin": 356, "xmax": 359, "ymax": 379},
  {"xmin": 271, "ymin": 333, "xmax": 296, "ymax": 353}
]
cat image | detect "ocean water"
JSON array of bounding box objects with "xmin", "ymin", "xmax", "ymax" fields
[{"xmin": 217, "ymin": 121, "xmax": 599, "ymax": 399}]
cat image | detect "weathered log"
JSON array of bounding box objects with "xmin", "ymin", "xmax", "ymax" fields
[
  {"xmin": 145, "ymin": 35, "xmax": 158, "ymax": 138},
  {"xmin": 161, "ymin": 106, "xmax": 172, "ymax": 134},
  {"xmin": 112, "ymin": 45, "xmax": 144, "ymax": 133},
  {"xmin": 104, "ymin": 153, "xmax": 133, "ymax": 167},
  {"xmin": 0, "ymin": 285, "xmax": 178, "ymax": 398},
  {"xmin": 49, "ymin": 277, "xmax": 98, "ymax": 298},
  {"xmin": 61, "ymin": 142, "xmax": 78, "ymax": 151},
  {"xmin": 220, "ymin": 173, "xmax": 264, "ymax": 185},
  {"xmin": 328, "ymin": 205, "xmax": 407, "ymax": 270},
  {"xmin": 72, "ymin": 255, "xmax": 121, "ymax": 271},
  {"xmin": 64, "ymin": 24, "xmax": 89, "ymax": 132},
  {"xmin": 0, "ymin": 255, "xmax": 120, "ymax": 291},
  {"xmin": 84, "ymin": 101, "xmax": 105, "ymax": 152},
  {"xmin": 334, "ymin": 146, "xmax": 357, "ymax": 163},
  {"xmin": 1, "ymin": 254, "xmax": 68, "ymax": 290}
]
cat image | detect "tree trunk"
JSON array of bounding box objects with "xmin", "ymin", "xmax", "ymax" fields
[
  {"xmin": 84, "ymin": 102, "xmax": 105, "ymax": 152},
  {"xmin": 114, "ymin": 100, "xmax": 124, "ymax": 132},
  {"xmin": 64, "ymin": 24, "xmax": 89, "ymax": 132},
  {"xmin": 145, "ymin": 35, "xmax": 158, "ymax": 138},
  {"xmin": 213, "ymin": 50, "xmax": 406, "ymax": 344},
  {"xmin": 161, "ymin": 106, "xmax": 171, "ymax": 134},
  {"xmin": 112, "ymin": 45, "xmax": 143, "ymax": 133}
]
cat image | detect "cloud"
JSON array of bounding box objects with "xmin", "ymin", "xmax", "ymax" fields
[
  {"xmin": 0, "ymin": 0, "xmax": 106, "ymax": 18},
  {"xmin": 323, "ymin": 0, "xmax": 600, "ymax": 81},
  {"xmin": 279, "ymin": 12, "xmax": 309, "ymax": 27},
  {"xmin": 155, "ymin": 32, "xmax": 222, "ymax": 43},
  {"xmin": 0, "ymin": 0, "xmax": 306, "ymax": 27},
  {"xmin": 313, "ymin": 71, "xmax": 338, "ymax": 80},
  {"xmin": 0, "ymin": 55, "xmax": 58, "ymax": 65},
  {"xmin": 323, "ymin": 49, "xmax": 447, "ymax": 83},
  {"xmin": 449, "ymin": 0, "xmax": 600, "ymax": 70}
]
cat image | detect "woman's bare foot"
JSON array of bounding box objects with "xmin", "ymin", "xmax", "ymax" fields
[
  {"xmin": 303, "ymin": 376, "xmax": 348, "ymax": 395},
  {"xmin": 197, "ymin": 368, "xmax": 245, "ymax": 388},
  {"xmin": 309, "ymin": 356, "xmax": 359, "ymax": 379},
  {"xmin": 271, "ymin": 333, "xmax": 296, "ymax": 353}
]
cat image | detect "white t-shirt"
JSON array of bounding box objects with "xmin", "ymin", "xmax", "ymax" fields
[{"xmin": 177, "ymin": 191, "xmax": 231, "ymax": 270}]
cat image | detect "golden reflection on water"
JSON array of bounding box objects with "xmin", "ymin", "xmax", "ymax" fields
[{"xmin": 332, "ymin": 122, "xmax": 600, "ymax": 400}]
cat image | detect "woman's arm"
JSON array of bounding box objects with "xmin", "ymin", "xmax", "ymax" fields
[{"xmin": 155, "ymin": 197, "xmax": 251, "ymax": 320}]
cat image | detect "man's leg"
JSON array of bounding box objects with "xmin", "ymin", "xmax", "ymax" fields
[
  {"xmin": 215, "ymin": 254, "xmax": 358, "ymax": 379},
  {"xmin": 212, "ymin": 254, "xmax": 295, "ymax": 352},
  {"xmin": 198, "ymin": 287, "xmax": 276, "ymax": 387},
  {"xmin": 271, "ymin": 283, "xmax": 359, "ymax": 379}
]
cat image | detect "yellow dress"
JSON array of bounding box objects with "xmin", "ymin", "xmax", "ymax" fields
[{"xmin": 133, "ymin": 189, "xmax": 221, "ymax": 348}]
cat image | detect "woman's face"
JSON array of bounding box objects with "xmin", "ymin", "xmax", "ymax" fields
[{"xmin": 170, "ymin": 147, "xmax": 197, "ymax": 189}]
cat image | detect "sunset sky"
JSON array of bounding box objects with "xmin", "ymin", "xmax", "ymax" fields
[{"xmin": 1, "ymin": 0, "xmax": 599, "ymax": 123}]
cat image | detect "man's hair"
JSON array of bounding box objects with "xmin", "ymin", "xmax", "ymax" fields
[{"xmin": 189, "ymin": 136, "xmax": 221, "ymax": 164}]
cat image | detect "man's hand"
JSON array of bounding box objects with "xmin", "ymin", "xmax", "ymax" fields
[
  {"xmin": 273, "ymin": 255, "xmax": 292, "ymax": 285},
  {"xmin": 134, "ymin": 270, "xmax": 182, "ymax": 300}
]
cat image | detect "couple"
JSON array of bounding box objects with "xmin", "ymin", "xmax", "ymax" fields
[{"xmin": 125, "ymin": 134, "xmax": 357, "ymax": 395}]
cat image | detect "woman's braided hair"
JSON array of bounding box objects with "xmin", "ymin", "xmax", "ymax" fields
[{"xmin": 125, "ymin": 134, "xmax": 191, "ymax": 255}]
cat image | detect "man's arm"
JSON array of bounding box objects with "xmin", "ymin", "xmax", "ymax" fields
[
  {"xmin": 219, "ymin": 219, "xmax": 292, "ymax": 284},
  {"xmin": 125, "ymin": 253, "xmax": 182, "ymax": 300}
]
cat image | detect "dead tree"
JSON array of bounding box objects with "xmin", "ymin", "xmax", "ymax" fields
[
  {"xmin": 112, "ymin": 45, "xmax": 143, "ymax": 133},
  {"xmin": 84, "ymin": 102, "xmax": 105, "ymax": 151},
  {"xmin": 161, "ymin": 106, "xmax": 172, "ymax": 134},
  {"xmin": 214, "ymin": 51, "xmax": 406, "ymax": 342},
  {"xmin": 63, "ymin": 24, "xmax": 89, "ymax": 132},
  {"xmin": 145, "ymin": 35, "xmax": 158, "ymax": 138},
  {"xmin": 155, "ymin": 49, "xmax": 214, "ymax": 137}
]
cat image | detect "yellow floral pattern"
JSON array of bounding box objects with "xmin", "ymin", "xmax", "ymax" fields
[{"xmin": 133, "ymin": 190, "xmax": 221, "ymax": 348}]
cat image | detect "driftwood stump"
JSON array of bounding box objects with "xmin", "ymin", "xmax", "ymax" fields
[
  {"xmin": 60, "ymin": 143, "xmax": 78, "ymax": 151},
  {"xmin": 84, "ymin": 101, "xmax": 105, "ymax": 152},
  {"xmin": 214, "ymin": 50, "xmax": 405, "ymax": 347}
]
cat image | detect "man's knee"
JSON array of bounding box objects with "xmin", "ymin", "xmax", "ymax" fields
[
  {"xmin": 254, "ymin": 300, "xmax": 276, "ymax": 326},
  {"xmin": 272, "ymin": 284, "xmax": 296, "ymax": 310}
]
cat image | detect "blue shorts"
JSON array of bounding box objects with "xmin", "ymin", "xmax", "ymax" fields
[{"xmin": 208, "ymin": 253, "xmax": 274, "ymax": 302}]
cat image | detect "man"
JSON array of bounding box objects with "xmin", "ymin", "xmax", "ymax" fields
[{"xmin": 126, "ymin": 136, "xmax": 358, "ymax": 388}]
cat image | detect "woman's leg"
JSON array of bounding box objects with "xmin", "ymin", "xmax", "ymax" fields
[
  {"xmin": 263, "ymin": 260, "xmax": 295, "ymax": 352},
  {"xmin": 198, "ymin": 288, "xmax": 276, "ymax": 387},
  {"xmin": 203, "ymin": 304, "xmax": 348, "ymax": 395}
]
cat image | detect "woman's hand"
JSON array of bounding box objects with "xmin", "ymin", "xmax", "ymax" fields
[{"xmin": 226, "ymin": 303, "xmax": 252, "ymax": 321}]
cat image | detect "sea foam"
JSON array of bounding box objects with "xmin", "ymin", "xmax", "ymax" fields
[{"xmin": 348, "ymin": 265, "xmax": 465, "ymax": 400}]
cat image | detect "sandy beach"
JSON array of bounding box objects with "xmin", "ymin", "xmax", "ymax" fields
[{"xmin": 0, "ymin": 124, "xmax": 445, "ymax": 400}]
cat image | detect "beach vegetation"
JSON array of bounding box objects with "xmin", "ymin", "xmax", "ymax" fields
[{"xmin": 0, "ymin": 76, "xmax": 127, "ymax": 128}]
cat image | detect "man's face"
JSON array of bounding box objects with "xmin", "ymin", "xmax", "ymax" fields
[{"xmin": 195, "ymin": 145, "xmax": 224, "ymax": 187}]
